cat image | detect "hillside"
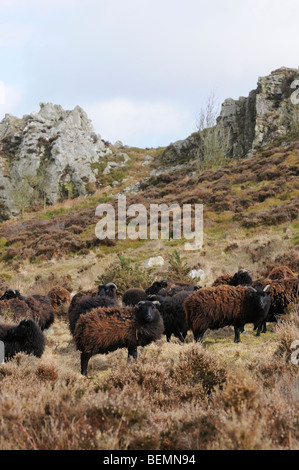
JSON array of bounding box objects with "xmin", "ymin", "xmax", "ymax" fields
[
  {"xmin": 0, "ymin": 139, "xmax": 298, "ymax": 293},
  {"xmin": 0, "ymin": 68, "xmax": 298, "ymax": 451}
]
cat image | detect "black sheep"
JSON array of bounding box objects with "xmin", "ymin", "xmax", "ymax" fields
[
  {"xmin": 147, "ymin": 290, "xmax": 192, "ymax": 342},
  {"xmin": 98, "ymin": 282, "xmax": 118, "ymax": 300},
  {"xmin": 145, "ymin": 279, "xmax": 199, "ymax": 297},
  {"xmin": 69, "ymin": 282, "xmax": 118, "ymax": 313},
  {"xmin": 122, "ymin": 288, "xmax": 147, "ymax": 306},
  {"xmin": 252, "ymin": 277, "xmax": 299, "ymax": 335},
  {"xmin": 74, "ymin": 300, "xmax": 164, "ymax": 376},
  {"xmin": 0, "ymin": 319, "xmax": 45, "ymax": 360}
]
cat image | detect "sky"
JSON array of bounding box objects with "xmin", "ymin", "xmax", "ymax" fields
[{"xmin": 0, "ymin": 0, "xmax": 299, "ymax": 148}]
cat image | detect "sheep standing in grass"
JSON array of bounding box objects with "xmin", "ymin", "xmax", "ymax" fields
[
  {"xmin": 0, "ymin": 319, "xmax": 45, "ymax": 359},
  {"xmin": 184, "ymin": 284, "xmax": 271, "ymax": 343},
  {"xmin": 252, "ymin": 277, "xmax": 299, "ymax": 335},
  {"xmin": 147, "ymin": 290, "xmax": 193, "ymax": 342},
  {"xmin": 74, "ymin": 300, "xmax": 164, "ymax": 376}
]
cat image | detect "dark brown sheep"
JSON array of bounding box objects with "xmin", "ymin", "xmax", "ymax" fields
[
  {"xmin": 268, "ymin": 266, "xmax": 297, "ymax": 280},
  {"xmin": 74, "ymin": 300, "xmax": 164, "ymax": 376},
  {"xmin": 47, "ymin": 286, "xmax": 71, "ymax": 314},
  {"xmin": 68, "ymin": 293, "xmax": 119, "ymax": 336},
  {"xmin": 0, "ymin": 295, "xmax": 55, "ymax": 331},
  {"xmin": 184, "ymin": 284, "xmax": 271, "ymax": 343}
]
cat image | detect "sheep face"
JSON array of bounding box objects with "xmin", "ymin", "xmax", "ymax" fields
[
  {"xmin": 230, "ymin": 270, "xmax": 252, "ymax": 286},
  {"xmin": 247, "ymin": 286, "xmax": 271, "ymax": 316},
  {"xmin": 135, "ymin": 301, "xmax": 160, "ymax": 324},
  {"xmin": 0, "ymin": 289, "xmax": 22, "ymax": 300},
  {"xmin": 145, "ymin": 280, "xmax": 168, "ymax": 295},
  {"xmin": 98, "ymin": 283, "xmax": 117, "ymax": 299}
]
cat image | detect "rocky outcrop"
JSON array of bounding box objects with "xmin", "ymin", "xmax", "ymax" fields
[
  {"xmin": 163, "ymin": 67, "xmax": 299, "ymax": 164},
  {"xmin": 0, "ymin": 103, "xmax": 112, "ymax": 217}
]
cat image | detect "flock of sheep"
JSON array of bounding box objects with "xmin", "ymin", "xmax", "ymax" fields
[{"xmin": 0, "ymin": 265, "xmax": 298, "ymax": 377}]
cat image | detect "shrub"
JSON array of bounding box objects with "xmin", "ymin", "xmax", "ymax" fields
[{"xmin": 97, "ymin": 255, "xmax": 155, "ymax": 295}]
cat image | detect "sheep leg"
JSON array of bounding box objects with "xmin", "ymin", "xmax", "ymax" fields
[
  {"xmin": 80, "ymin": 352, "xmax": 91, "ymax": 376},
  {"xmin": 193, "ymin": 329, "xmax": 205, "ymax": 342},
  {"xmin": 256, "ymin": 324, "xmax": 261, "ymax": 336},
  {"xmin": 234, "ymin": 326, "xmax": 242, "ymax": 343},
  {"xmin": 127, "ymin": 347, "xmax": 138, "ymax": 361}
]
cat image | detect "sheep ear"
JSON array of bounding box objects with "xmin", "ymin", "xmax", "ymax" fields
[
  {"xmin": 247, "ymin": 286, "xmax": 257, "ymax": 294},
  {"xmin": 263, "ymin": 284, "xmax": 270, "ymax": 292}
]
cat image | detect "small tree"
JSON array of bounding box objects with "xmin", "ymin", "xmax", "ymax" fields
[
  {"xmin": 10, "ymin": 177, "xmax": 33, "ymax": 218},
  {"xmin": 166, "ymin": 250, "xmax": 192, "ymax": 283},
  {"xmin": 196, "ymin": 92, "xmax": 230, "ymax": 170}
]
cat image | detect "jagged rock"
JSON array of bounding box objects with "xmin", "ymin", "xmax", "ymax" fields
[
  {"xmin": 0, "ymin": 103, "xmax": 112, "ymax": 216},
  {"xmin": 163, "ymin": 67, "xmax": 299, "ymax": 163}
]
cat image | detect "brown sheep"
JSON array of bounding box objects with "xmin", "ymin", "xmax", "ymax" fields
[
  {"xmin": 184, "ymin": 284, "xmax": 271, "ymax": 343},
  {"xmin": 47, "ymin": 286, "xmax": 71, "ymax": 314},
  {"xmin": 268, "ymin": 266, "xmax": 297, "ymax": 280},
  {"xmin": 74, "ymin": 300, "xmax": 164, "ymax": 376},
  {"xmin": 68, "ymin": 293, "xmax": 119, "ymax": 336},
  {"xmin": 0, "ymin": 295, "xmax": 54, "ymax": 331}
]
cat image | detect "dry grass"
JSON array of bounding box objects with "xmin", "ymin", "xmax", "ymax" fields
[
  {"xmin": 0, "ymin": 307, "xmax": 298, "ymax": 450},
  {"xmin": 0, "ymin": 141, "xmax": 298, "ymax": 450}
]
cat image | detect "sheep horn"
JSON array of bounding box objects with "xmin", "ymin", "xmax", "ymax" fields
[
  {"xmin": 247, "ymin": 286, "xmax": 257, "ymax": 293},
  {"xmin": 263, "ymin": 284, "xmax": 271, "ymax": 292},
  {"xmin": 106, "ymin": 282, "xmax": 117, "ymax": 290}
]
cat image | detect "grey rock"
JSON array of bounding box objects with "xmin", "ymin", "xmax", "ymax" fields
[
  {"xmin": 0, "ymin": 103, "xmax": 112, "ymax": 215},
  {"xmin": 162, "ymin": 67, "xmax": 299, "ymax": 163},
  {"xmin": 144, "ymin": 256, "xmax": 165, "ymax": 268}
]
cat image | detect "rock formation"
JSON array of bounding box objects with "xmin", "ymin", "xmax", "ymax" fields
[
  {"xmin": 0, "ymin": 102, "xmax": 112, "ymax": 218},
  {"xmin": 163, "ymin": 67, "xmax": 299, "ymax": 163}
]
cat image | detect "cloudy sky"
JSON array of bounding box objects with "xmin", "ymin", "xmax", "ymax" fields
[{"xmin": 0, "ymin": 0, "xmax": 299, "ymax": 147}]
